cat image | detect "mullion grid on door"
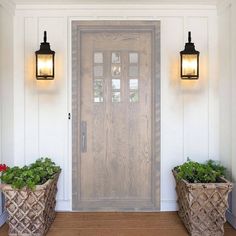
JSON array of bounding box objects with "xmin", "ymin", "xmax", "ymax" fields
[
  {"xmin": 93, "ymin": 52, "xmax": 104, "ymax": 103},
  {"xmin": 128, "ymin": 52, "xmax": 139, "ymax": 103},
  {"xmin": 111, "ymin": 52, "xmax": 121, "ymax": 103}
]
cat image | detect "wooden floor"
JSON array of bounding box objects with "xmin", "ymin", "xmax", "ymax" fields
[{"xmin": 0, "ymin": 212, "xmax": 236, "ymax": 236}]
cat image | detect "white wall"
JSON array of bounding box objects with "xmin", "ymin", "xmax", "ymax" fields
[
  {"xmin": 0, "ymin": 2, "xmax": 14, "ymax": 167},
  {"xmin": 0, "ymin": 0, "xmax": 14, "ymax": 225},
  {"xmin": 218, "ymin": 0, "xmax": 236, "ymax": 228},
  {"xmin": 218, "ymin": 0, "xmax": 232, "ymax": 177},
  {"xmin": 231, "ymin": 0, "xmax": 236, "ymax": 227},
  {"xmin": 13, "ymin": 4, "xmax": 218, "ymax": 211}
]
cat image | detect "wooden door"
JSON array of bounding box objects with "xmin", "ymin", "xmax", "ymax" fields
[{"xmin": 72, "ymin": 22, "xmax": 160, "ymax": 211}]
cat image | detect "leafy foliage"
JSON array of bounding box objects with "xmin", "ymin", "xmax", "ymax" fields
[
  {"xmin": 174, "ymin": 159, "xmax": 227, "ymax": 183},
  {"xmin": 0, "ymin": 158, "xmax": 61, "ymax": 190}
]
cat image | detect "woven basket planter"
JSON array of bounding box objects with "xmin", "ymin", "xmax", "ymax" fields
[
  {"xmin": 0, "ymin": 172, "xmax": 60, "ymax": 236},
  {"xmin": 173, "ymin": 170, "xmax": 233, "ymax": 236}
]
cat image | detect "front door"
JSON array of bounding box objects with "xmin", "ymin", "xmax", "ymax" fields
[{"xmin": 72, "ymin": 21, "xmax": 160, "ymax": 211}]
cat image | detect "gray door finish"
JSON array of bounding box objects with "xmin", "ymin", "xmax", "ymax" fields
[{"xmin": 72, "ymin": 21, "xmax": 160, "ymax": 211}]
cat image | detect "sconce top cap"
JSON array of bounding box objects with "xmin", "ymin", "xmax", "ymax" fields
[
  {"xmin": 35, "ymin": 31, "xmax": 55, "ymax": 55},
  {"xmin": 180, "ymin": 31, "xmax": 199, "ymax": 55},
  {"xmin": 35, "ymin": 42, "xmax": 55, "ymax": 55},
  {"xmin": 180, "ymin": 42, "xmax": 199, "ymax": 55}
]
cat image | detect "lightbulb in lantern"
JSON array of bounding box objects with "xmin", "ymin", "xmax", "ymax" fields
[
  {"xmin": 37, "ymin": 54, "xmax": 53, "ymax": 76},
  {"xmin": 182, "ymin": 54, "xmax": 198, "ymax": 77}
]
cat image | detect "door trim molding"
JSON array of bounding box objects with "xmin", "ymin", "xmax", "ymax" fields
[{"xmin": 72, "ymin": 21, "xmax": 161, "ymax": 211}]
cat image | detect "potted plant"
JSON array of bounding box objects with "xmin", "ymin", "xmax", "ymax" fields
[
  {"xmin": 173, "ymin": 160, "xmax": 233, "ymax": 236},
  {"xmin": 0, "ymin": 158, "xmax": 61, "ymax": 236}
]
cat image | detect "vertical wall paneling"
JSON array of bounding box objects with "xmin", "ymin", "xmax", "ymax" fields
[
  {"xmin": 208, "ymin": 14, "xmax": 219, "ymax": 160},
  {"xmin": 219, "ymin": 1, "xmax": 236, "ymax": 228},
  {"xmin": 219, "ymin": 5, "xmax": 232, "ymax": 171},
  {"xmin": 231, "ymin": 1, "xmax": 236, "ymax": 224},
  {"xmin": 0, "ymin": 6, "xmax": 15, "ymax": 166},
  {"xmin": 67, "ymin": 17, "xmax": 72, "ymax": 205},
  {"xmin": 0, "ymin": 7, "xmax": 2, "ymax": 222},
  {"xmin": 219, "ymin": 0, "xmax": 236, "ymax": 228},
  {"xmin": 14, "ymin": 5, "xmax": 218, "ymax": 211},
  {"xmin": 37, "ymin": 17, "xmax": 68, "ymax": 202},
  {"xmin": 0, "ymin": 4, "xmax": 14, "ymax": 226},
  {"xmin": 182, "ymin": 17, "xmax": 209, "ymax": 163},
  {"xmin": 14, "ymin": 15, "xmax": 25, "ymax": 166},
  {"xmin": 0, "ymin": 3, "xmax": 1, "ymax": 174},
  {"xmin": 24, "ymin": 17, "xmax": 39, "ymax": 165},
  {"xmin": 160, "ymin": 17, "xmax": 184, "ymax": 211}
]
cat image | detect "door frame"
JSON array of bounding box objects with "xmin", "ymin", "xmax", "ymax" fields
[{"xmin": 72, "ymin": 21, "xmax": 161, "ymax": 211}]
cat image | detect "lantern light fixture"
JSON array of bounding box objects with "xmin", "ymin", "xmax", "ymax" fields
[
  {"xmin": 180, "ymin": 31, "xmax": 199, "ymax": 80},
  {"xmin": 35, "ymin": 31, "xmax": 55, "ymax": 80}
]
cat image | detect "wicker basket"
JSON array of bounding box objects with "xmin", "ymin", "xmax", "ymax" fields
[
  {"xmin": 173, "ymin": 170, "xmax": 233, "ymax": 236},
  {"xmin": 0, "ymin": 172, "xmax": 60, "ymax": 236}
]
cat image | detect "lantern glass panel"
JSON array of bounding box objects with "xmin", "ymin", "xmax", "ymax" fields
[
  {"xmin": 182, "ymin": 54, "xmax": 198, "ymax": 77},
  {"xmin": 37, "ymin": 54, "xmax": 54, "ymax": 77}
]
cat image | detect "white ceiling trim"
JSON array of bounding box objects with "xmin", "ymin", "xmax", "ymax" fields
[
  {"xmin": 15, "ymin": 4, "xmax": 217, "ymax": 11},
  {"xmin": 13, "ymin": 0, "xmax": 220, "ymax": 5}
]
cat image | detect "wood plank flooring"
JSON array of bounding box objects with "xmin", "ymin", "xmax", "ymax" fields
[{"xmin": 0, "ymin": 212, "xmax": 236, "ymax": 236}]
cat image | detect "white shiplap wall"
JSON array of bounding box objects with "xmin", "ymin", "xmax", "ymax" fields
[{"xmin": 13, "ymin": 4, "xmax": 218, "ymax": 211}]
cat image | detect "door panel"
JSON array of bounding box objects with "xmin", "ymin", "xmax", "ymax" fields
[{"xmin": 72, "ymin": 22, "xmax": 160, "ymax": 211}]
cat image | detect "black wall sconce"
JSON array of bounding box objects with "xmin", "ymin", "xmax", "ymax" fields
[
  {"xmin": 35, "ymin": 31, "xmax": 55, "ymax": 80},
  {"xmin": 180, "ymin": 32, "xmax": 199, "ymax": 80}
]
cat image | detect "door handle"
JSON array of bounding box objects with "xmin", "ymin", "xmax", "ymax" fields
[{"xmin": 81, "ymin": 121, "xmax": 87, "ymax": 153}]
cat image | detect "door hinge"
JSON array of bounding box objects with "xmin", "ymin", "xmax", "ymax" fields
[{"xmin": 68, "ymin": 113, "xmax": 71, "ymax": 120}]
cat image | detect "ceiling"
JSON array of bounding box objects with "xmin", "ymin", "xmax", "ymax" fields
[{"xmin": 12, "ymin": 0, "xmax": 222, "ymax": 5}]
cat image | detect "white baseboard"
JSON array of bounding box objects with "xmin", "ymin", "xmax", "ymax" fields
[
  {"xmin": 0, "ymin": 210, "xmax": 7, "ymax": 227},
  {"xmin": 226, "ymin": 209, "xmax": 236, "ymax": 229},
  {"xmin": 161, "ymin": 200, "xmax": 178, "ymax": 211},
  {"xmin": 56, "ymin": 200, "xmax": 71, "ymax": 211}
]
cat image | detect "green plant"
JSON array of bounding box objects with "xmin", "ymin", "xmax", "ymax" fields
[
  {"xmin": 174, "ymin": 159, "xmax": 227, "ymax": 183},
  {"xmin": 0, "ymin": 158, "xmax": 61, "ymax": 190}
]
